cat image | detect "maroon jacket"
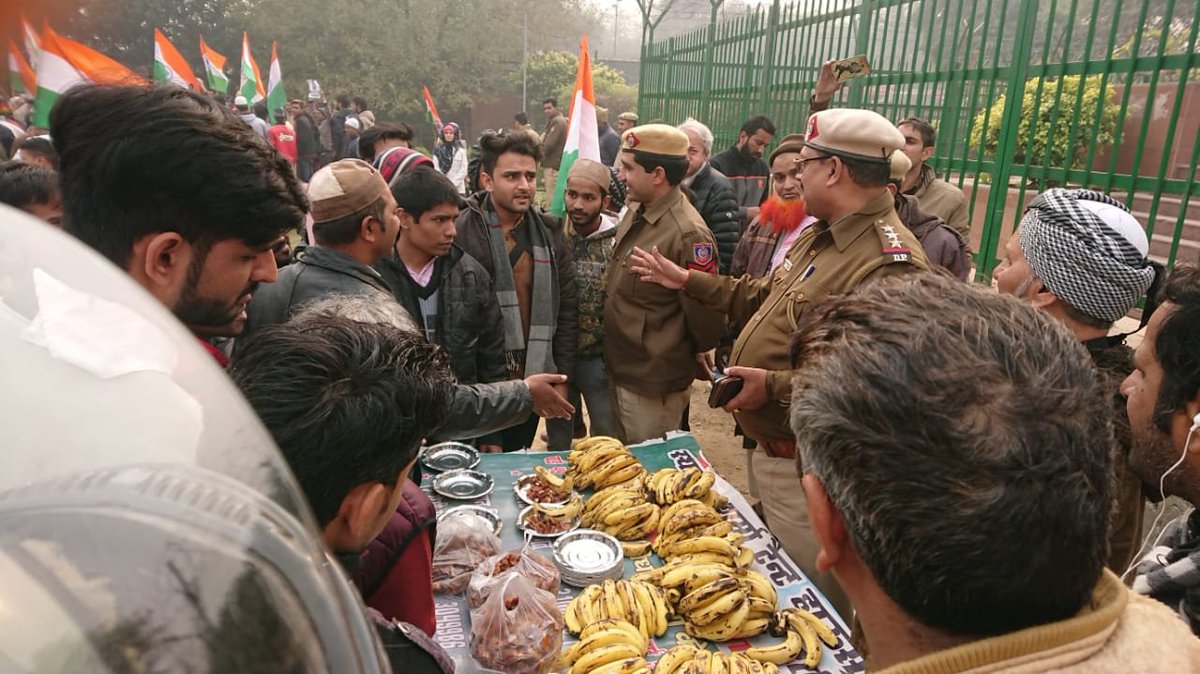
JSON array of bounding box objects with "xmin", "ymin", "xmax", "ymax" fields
[
  {"xmin": 354, "ymin": 480, "xmax": 438, "ymax": 635},
  {"xmin": 895, "ymin": 193, "xmax": 971, "ymax": 281}
]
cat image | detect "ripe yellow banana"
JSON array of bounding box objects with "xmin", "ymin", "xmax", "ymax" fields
[
  {"xmin": 783, "ymin": 608, "xmax": 839, "ymax": 647},
  {"xmin": 709, "ymin": 651, "xmax": 730, "ymax": 674},
  {"xmin": 589, "ymin": 657, "xmax": 649, "ymax": 674},
  {"xmin": 565, "ymin": 598, "xmax": 583, "ymax": 633},
  {"xmin": 797, "ymin": 617, "xmax": 822, "ymax": 667},
  {"xmin": 696, "ymin": 519, "xmax": 735, "ymax": 538},
  {"xmin": 741, "ymin": 620, "xmax": 804, "ymax": 664},
  {"xmin": 663, "ymin": 535, "xmax": 738, "ymax": 560},
  {"xmin": 669, "ymin": 552, "xmax": 738, "ymax": 569},
  {"xmin": 735, "ymin": 545, "xmax": 755, "ymax": 570},
  {"xmin": 691, "ymin": 647, "xmax": 713, "ymax": 672},
  {"xmin": 622, "ymin": 540, "xmax": 652, "ymax": 557},
  {"xmin": 679, "ymin": 576, "xmax": 742, "ymax": 614},
  {"xmin": 570, "ymin": 642, "xmax": 642, "ymax": 674},
  {"xmin": 684, "ymin": 470, "xmax": 716, "ymax": 499},
  {"xmin": 741, "ymin": 571, "xmax": 778, "ymax": 605},
  {"xmin": 660, "ymin": 562, "xmax": 733, "ymax": 590},
  {"xmin": 686, "ymin": 596, "xmax": 750, "ymax": 641},
  {"xmin": 652, "ymin": 645, "xmax": 700, "ymax": 674},
  {"xmin": 732, "ymin": 616, "xmax": 771, "ymax": 639},
  {"xmin": 687, "ymin": 587, "xmax": 747, "ymax": 627},
  {"xmin": 534, "ymin": 464, "xmax": 566, "ymax": 488},
  {"xmin": 630, "ymin": 580, "xmax": 668, "ymax": 636},
  {"xmin": 579, "ymin": 618, "xmax": 646, "ymax": 652}
]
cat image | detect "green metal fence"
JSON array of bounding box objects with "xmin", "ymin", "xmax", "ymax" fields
[{"xmin": 637, "ymin": 0, "xmax": 1200, "ymax": 279}]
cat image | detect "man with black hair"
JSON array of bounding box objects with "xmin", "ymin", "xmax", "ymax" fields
[
  {"xmin": 1126, "ymin": 265, "xmax": 1200, "ymax": 634},
  {"xmin": 790, "ymin": 273, "xmax": 1200, "ymax": 670},
  {"xmin": 359, "ymin": 122, "xmax": 415, "ymax": 163},
  {"xmin": 331, "ymin": 94, "xmax": 355, "ymax": 159},
  {"xmin": 513, "ymin": 111, "xmax": 540, "ymax": 146},
  {"xmin": 376, "ymin": 168, "xmax": 509, "ymax": 453},
  {"xmin": 245, "ymin": 159, "xmax": 398, "ymax": 333},
  {"xmin": 267, "ymin": 107, "xmax": 297, "ymax": 165},
  {"xmin": 13, "ymin": 135, "xmax": 57, "ymax": 169},
  {"xmin": 456, "ymin": 131, "xmax": 578, "ymax": 451},
  {"xmin": 0, "ymin": 160, "xmax": 61, "ymax": 226},
  {"xmin": 607, "ymin": 124, "xmax": 725, "ymax": 444},
  {"xmin": 352, "ymin": 95, "xmax": 375, "ymax": 129},
  {"xmin": 50, "ymin": 84, "xmax": 304, "ymax": 347},
  {"xmin": 541, "ymin": 97, "xmax": 567, "ymax": 205},
  {"xmin": 632, "ymin": 109, "xmax": 928, "ymax": 616},
  {"xmin": 288, "ymin": 99, "xmax": 321, "ymax": 181},
  {"xmin": 709, "ymin": 114, "xmax": 776, "ymax": 225},
  {"xmin": 230, "ymin": 313, "xmax": 455, "ymax": 673}
]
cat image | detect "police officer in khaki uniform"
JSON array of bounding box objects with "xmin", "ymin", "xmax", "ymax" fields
[
  {"xmin": 631, "ymin": 109, "xmax": 930, "ymax": 618},
  {"xmin": 605, "ymin": 124, "xmax": 726, "ymax": 444}
]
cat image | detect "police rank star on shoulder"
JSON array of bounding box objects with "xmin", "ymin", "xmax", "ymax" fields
[{"xmin": 630, "ymin": 108, "xmax": 930, "ymax": 618}]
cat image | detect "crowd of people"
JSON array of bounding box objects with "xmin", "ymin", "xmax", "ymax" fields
[{"xmin": 4, "ymin": 50, "xmax": 1200, "ymax": 672}]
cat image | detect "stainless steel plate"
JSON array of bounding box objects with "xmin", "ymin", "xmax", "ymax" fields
[
  {"xmin": 432, "ymin": 469, "xmax": 495, "ymax": 500},
  {"xmin": 437, "ymin": 505, "xmax": 503, "ymax": 536},
  {"xmin": 554, "ymin": 529, "xmax": 624, "ymax": 575},
  {"xmin": 421, "ymin": 442, "xmax": 481, "ymax": 472},
  {"xmin": 513, "ymin": 474, "xmax": 576, "ymax": 507},
  {"xmin": 517, "ymin": 505, "xmax": 581, "ymax": 538}
]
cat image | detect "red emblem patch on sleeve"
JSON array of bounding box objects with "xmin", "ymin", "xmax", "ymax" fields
[{"xmin": 688, "ymin": 242, "xmax": 717, "ymax": 273}]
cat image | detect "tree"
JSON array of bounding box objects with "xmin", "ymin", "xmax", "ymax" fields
[
  {"xmin": 512, "ymin": 51, "xmax": 638, "ymax": 118},
  {"xmin": 969, "ymin": 75, "xmax": 1121, "ymax": 179}
]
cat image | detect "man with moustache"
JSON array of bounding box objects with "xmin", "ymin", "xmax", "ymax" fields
[
  {"xmin": 455, "ymin": 131, "xmax": 578, "ymax": 451},
  {"xmin": 49, "ymin": 84, "xmax": 304, "ymax": 359},
  {"xmin": 245, "ymin": 159, "xmax": 401, "ymax": 334},
  {"xmin": 546, "ymin": 159, "xmax": 620, "ymax": 447}
]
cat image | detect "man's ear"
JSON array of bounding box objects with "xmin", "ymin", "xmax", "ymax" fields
[
  {"xmin": 921, "ymin": 144, "xmax": 936, "ymax": 162},
  {"xmin": 133, "ymin": 232, "xmax": 192, "ymax": 303},
  {"xmin": 338, "ymin": 481, "xmax": 392, "ymax": 546},
  {"xmin": 602, "ymin": 194, "xmax": 612, "ymax": 211},
  {"xmin": 480, "ymin": 171, "xmax": 495, "ymax": 192},
  {"xmin": 1025, "ymin": 277, "xmax": 1057, "ymax": 310},
  {"xmin": 803, "ymin": 473, "xmax": 848, "ymax": 572},
  {"xmin": 737, "ymin": 131, "xmax": 749, "ymax": 146},
  {"xmin": 396, "ymin": 208, "xmax": 415, "ymax": 232},
  {"xmin": 360, "ymin": 214, "xmax": 382, "ymax": 242}
]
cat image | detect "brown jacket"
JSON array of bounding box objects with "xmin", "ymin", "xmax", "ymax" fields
[
  {"xmin": 895, "ymin": 193, "xmax": 971, "ymax": 280},
  {"xmin": 879, "ymin": 571, "xmax": 1200, "ymax": 673},
  {"xmin": 730, "ymin": 216, "xmax": 780, "ymax": 279},
  {"xmin": 685, "ymin": 191, "xmax": 930, "ymax": 442},
  {"xmin": 604, "ymin": 187, "xmax": 726, "ymax": 397},
  {"xmin": 908, "ymin": 165, "xmax": 970, "ymax": 241}
]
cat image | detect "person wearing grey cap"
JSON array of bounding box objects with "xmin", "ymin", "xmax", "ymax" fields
[
  {"xmin": 994, "ymin": 187, "xmax": 1163, "ymax": 574},
  {"xmin": 245, "ymin": 159, "xmax": 400, "ymax": 334}
]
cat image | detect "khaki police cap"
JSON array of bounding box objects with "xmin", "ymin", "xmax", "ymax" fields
[
  {"xmin": 618, "ymin": 112, "xmax": 639, "ymax": 123},
  {"xmin": 621, "ymin": 123, "xmax": 689, "ymax": 158},
  {"xmin": 804, "ymin": 108, "xmax": 905, "ymax": 165},
  {"xmin": 889, "ymin": 149, "xmax": 913, "ymax": 182},
  {"xmin": 769, "ymin": 133, "xmax": 806, "ymax": 165}
]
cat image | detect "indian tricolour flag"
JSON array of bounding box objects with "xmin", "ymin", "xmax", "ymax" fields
[
  {"xmin": 266, "ymin": 41, "xmax": 286, "ymax": 115},
  {"xmin": 8, "ymin": 40, "xmax": 36, "ymax": 95},
  {"xmin": 239, "ymin": 32, "xmax": 265, "ymax": 103},
  {"xmin": 152, "ymin": 29, "xmax": 200, "ymax": 90},
  {"xmin": 422, "ymin": 85, "xmax": 443, "ymax": 132},
  {"xmin": 21, "ymin": 15, "xmax": 40, "ymax": 73},
  {"xmin": 199, "ymin": 36, "xmax": 228, "ymax": 93},
  {"xmin": 550, "ymin": 36, "xmax": 602, "ymax": 217},
  {"xmin": 33, "ymin": 25, "xmax": 141, "ymax": 128}
]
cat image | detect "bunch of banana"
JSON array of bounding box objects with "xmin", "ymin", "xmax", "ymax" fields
[
  {"xmin": 741, "ymin": 608, "xmax": 839, "ymax": 667},
  {"xmin": 653, "ymin": 501, "xmax": 753, "ymax": 570},
  {"xmin": 531, "ymin": 492, "xmax": 584, "ymax": 522},
  {"xmin": 564, "ymin": 579, "xmax": 671, "ymax": 641},
  {"xmin": 645, "ymin": 468, "xmax": 728, "ymax": 509},
  {"xmin": 654, "ymin": 645, "xmax": 780, "ymax": 674},
  {"xmin": 567, "ymin": 436, "xmax": 647, "ymax": 490},
  {"xmin": 581, "ymin": 484, "xmax": 660, "ymax": 554},
  {"xmin": 560, "ymin": 618, "xmax": 651, "ymax": 674}
]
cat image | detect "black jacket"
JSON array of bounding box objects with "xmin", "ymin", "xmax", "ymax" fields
[
  {"xmin": 455, "ymin": 193, "xmax": 579, "ymax": 381},
  {"xmin": 376, "ymin": 244, "xmax": 509, "ymax": 441},
  {"xmin": 244, "ymin": 245, "xmax": 393, "ymax": 335},
  {"xmin": 709, "ymin": 145, "xmax": 770, "ymax": 222},
  {"xmin": 294, "ymin": 112, "xmax": 320, "ymax": 157},
  {"xmin": 598, "ymin": 124, "xmax": 621, "ymax": 166},
  {"xmin": 686, "ymin": 163, "xmax": 742, "ymax": 275}
]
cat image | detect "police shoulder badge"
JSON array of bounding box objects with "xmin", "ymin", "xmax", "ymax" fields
[
  {"xmin": 877, "ymin": 221, "xmax": 911, "ymax": 263},
  {"xmin": 688, "ymin": 241, "xmax": 717, "ymax": 273}
]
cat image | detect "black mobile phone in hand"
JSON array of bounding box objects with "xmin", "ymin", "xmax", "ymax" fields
[{"xmin": 708, "ymin": 373, "xmax": 744, "ymax": 408}]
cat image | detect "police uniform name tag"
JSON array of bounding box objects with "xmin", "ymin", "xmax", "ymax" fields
[{"xmin": 879, "ymin": 221, "xmax": 911, "ymax": 263}]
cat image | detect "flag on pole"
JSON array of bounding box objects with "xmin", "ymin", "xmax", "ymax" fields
[
  {"xmin": 199, "ymin": 36, "xmax": 228, "ymax": 93},
  {"xmin": 266, "ymin": 41, "xmax": 286, "ymax": 114},
  {"xmin": 33, "ymin": 24, "xmax": 141, "ymax": 127},
  {"xmin": 238, "ymin": 32, "xmax": 265, "ymax": 103},
  {"xmin": 152, "ymin": 29, "xmax": 200, "ymax": 89},
  {"xmin": 550, "ymin": 35, "xmax": 602, "ymax": 217},
  {"xmin": 8, "ymin": 40, "xmax": 36, "ymax": 95},
  {"xmin": 422, "ymin": 85, "xmax": 443, "ymax": 132},
  {"xmin": 21, "ymin": 15, "xmax": 40, "ymax": 73}
]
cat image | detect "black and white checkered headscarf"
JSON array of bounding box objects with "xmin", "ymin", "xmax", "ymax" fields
[{"xmin": 1019, "ymin": 189, "xmax": 1155, "ymax": 323}]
